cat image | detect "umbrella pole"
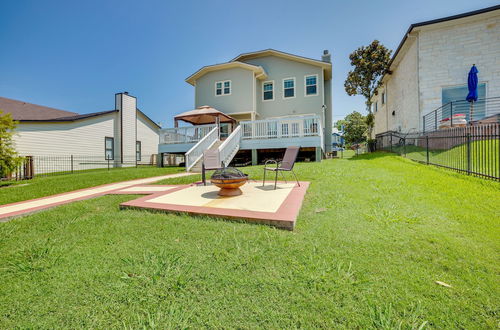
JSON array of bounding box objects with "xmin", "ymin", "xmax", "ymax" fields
[{"xmin": 469, "ymin": 101, "xmax": 474, "ymax": 126}]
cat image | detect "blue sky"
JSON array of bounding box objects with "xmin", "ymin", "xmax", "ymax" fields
[{"xmin": 0, "ymin": 0, "xmax": 497, "ymax": 127}]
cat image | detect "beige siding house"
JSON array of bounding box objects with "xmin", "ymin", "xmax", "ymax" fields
[
  {"xmin": 0, "ymin": 93, "xmax": 160, "ymax": 173},
  {"xmin": 372, "ymin": 5, "xmax": 500, "ymax": 135},
  {"xmin": 160, "ymin": 49, "xmax": 333, "ymax": 168}
]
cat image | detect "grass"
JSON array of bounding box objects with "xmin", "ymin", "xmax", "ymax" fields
[
  {"xmin": 0, "ymin": 166, "xmax": 183, "ymax": 205},
  {"xmin": 391, "ymin": 139, "xmax": 499, "ymax": 177},
  {"xmin": 0, "ymin": 153, "xmax": 499, "ymax": 328}
]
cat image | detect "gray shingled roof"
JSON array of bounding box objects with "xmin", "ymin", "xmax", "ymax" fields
[
  {"xmin": 0, "ymin": 95, "xmax": 161, "ymax": 128},
  {"xmin": 0, "ymin": 96, "xmax": 78, "ymax": 120}
]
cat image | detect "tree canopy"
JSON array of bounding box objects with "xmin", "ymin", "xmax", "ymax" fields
[
  {"xmin": 0, "ymin": 111, "xmax": 22, "ymax": 178},
  {"xmin": 334, "ymin": 119, "xmax": 347, "ymax": 132},
  {"xmin": 343, "ymin": 111, "xmax": 368, "ymax": 144},
  {"xmin": 344, "ymin": 40, "xmax": 392, "ymax": 112}
]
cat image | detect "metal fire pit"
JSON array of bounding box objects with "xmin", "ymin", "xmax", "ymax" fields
[{"xmin": 210, "ymin": 168, "xmax": 248, "ymax": 196}]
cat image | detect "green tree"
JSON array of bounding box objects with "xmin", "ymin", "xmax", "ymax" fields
[
  {"xmin": 344, "ymin": 40, "xmax": 391, "ymax": 134},
  {"xmin": 334, "ymin": 119, "xmax": 347, "ymax": 131},
  {"xmin": 343, "ymin": 111, "xmax": 368, "ymax": 144},
  {"xmin": 0, "ymin": 110, "xmax": 22, "ymax": 178}
]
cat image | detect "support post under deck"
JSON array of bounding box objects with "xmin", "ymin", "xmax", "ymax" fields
[
  {"xmin": 251, "ymin": 149, "xmax": 258, "ymax": 166},
  {"xmin": 315, "ymin": 147, "xmax": 322, "ymax": 162}
]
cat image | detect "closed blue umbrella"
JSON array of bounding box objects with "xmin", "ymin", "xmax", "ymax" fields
[{"xmin": 466, "ymin": 65, "xmax": 478, "ymax": 123}]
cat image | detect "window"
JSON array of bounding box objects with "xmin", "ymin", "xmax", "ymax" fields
[
  {"xmin": 442, "ymin": 83, "xmax": 486, "ymax": 120},
  {"xmin": 291, "ymin": 122, "xmax": 299, "ymax": 137},
  {"xmin": 136, "ymin": 141, "xmax": 141, "ymax": 161},
  {"xmin": 105, "ymin": 137, "xmax": 114, "ymax": 160},
  {"xmin": 215, "ymin": 80, "xmax": 231, "ymax": 96},
  {"xmin": 283, "ymin": 78, "xmax": 295, "ymax": 98},
  {"xmin": 305, "ymin": 75, "xmax": 318, "ymax": 96},
  {"xmin": 382, "ymin": 92, "xmax": 386, "ymax": 105},
  {"xmin": 374, "ymin": 102, "xmax": 378, "ymax": 112},
  {"xmin": 263, "ymin": 81, "xmax": 274, "ymax": 101},
  {"xmin": 281, "ymin": 123, "xmax": 289, "ymax": 137},
  {"xmin": 216, "ymin": 82, "xmax": 222, "ymax": 95}
]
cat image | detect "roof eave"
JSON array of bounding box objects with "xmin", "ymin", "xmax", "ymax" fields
[
  {"xmin": 185, "ymin": 62, "xmax": 268, "ymax": 86},
  {"xmin": 386, "ymin": 4, "xmax": 500, "ymax": 79},
  {"xmin": 231, "ymin": 48, "xmax": 332, "ymax": 79}
]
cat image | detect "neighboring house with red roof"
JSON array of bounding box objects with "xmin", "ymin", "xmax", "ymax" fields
[{"xmin": 0, "ymin": 92, "xmax": 160, "ymax": 172}]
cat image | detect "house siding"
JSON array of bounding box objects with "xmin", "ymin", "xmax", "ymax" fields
[
  {"xmin": 137, "ymin": 113, "xmax": 160, "ymax": 159},
  {"xmin": 374, "ymin": 38, "xmax": 419, "ymax": 135},
  {"xmin": 13, "ymin": 110, "xmax": 159, "ymax": 174},
  {"xmin": 14, "ymin": 113, "xmax": 118, "ymax": 157},
  {"xmin": 242, "ymin": 56, "xmax": 325, "ymax": 120},
  {"xmin": 195, "ymin": 67, "xmax": 254, "ymax": 116},
  {"xmin": 186, "ymin": 52, "xmax": 332, "ymax": 153}
]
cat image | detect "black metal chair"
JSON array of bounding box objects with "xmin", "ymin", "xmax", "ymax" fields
[
  {"xmin": 202, "ymin": 149, "xmax": 223, "ymax": 186},
  {"xmin": 263, "ymin": 146, "xmax": 300, "ymax": 189}
]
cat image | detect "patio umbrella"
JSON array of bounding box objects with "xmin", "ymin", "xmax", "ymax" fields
[
  {"xmin": 466, "ymin": 64, "xmax": 478, "ymax": 123},
  {"xmin": 174, "ymin": 105, "xmax": 237, "ymax": 126}
]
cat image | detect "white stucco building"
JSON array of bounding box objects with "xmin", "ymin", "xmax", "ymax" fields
[
  {"xmin": 372, "ymin": 5, "xmax": 500, "ymax": 135},
  {"xmin": 0, "ymin": 92, "xmax": 160, "ymax": 173}
]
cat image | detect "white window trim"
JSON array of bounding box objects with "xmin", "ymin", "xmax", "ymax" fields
[
  {"xmin": 282, "ymin": 77, "xmax": 296, "ymax": 100},
  {"xmin": 304, "ymin": 74, "xmax": 319, "ymax": 97},
  {"xmin": 262, "ymin": 80, "xmax": 275, "ymax": 102},
  {"xmin": 105, "ymin": 137, "xmax": 114, "ymax": 160},
  {"xmin": 215, "ymin": 80, "xmax": 231, "ymax": 97}
]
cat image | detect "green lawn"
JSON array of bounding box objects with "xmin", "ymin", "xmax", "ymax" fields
[
  {"xmin": 1, "ymin": 153, "xmax": 499, "ymax": 328},
  {"xmin": 391, "ymin": 139, "xmax": 499, "ymax": 177},
  {"xmin": 0, "ymin": 166, "xmax": 183, "ymax": 205}
]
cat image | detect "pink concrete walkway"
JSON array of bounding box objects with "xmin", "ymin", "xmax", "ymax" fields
[{"xmin": 0, "ymin": 172, "xmax": 194, "ymax": 222}]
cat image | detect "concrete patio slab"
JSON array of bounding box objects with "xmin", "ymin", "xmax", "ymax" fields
[{"xmin": 120, "ymin": 181, "xmax": 310, "ymax": 230}]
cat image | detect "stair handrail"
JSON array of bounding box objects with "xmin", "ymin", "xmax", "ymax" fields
[
  {"xmin": 185, "ymin": 126, "xmax": 219, "ymax": 172},
  {"xmin": 218, "ymin": 125, "xmax": 242, "ymax": 166}
]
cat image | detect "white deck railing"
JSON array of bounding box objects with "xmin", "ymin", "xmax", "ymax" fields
[
  {"xmin": 318, "ymin": 119, "xmax": 324, "ymax": 151},
  {"xmin": 240, "ymin": 114, "xmax": 322, "ymax": 140},
  {"xmin": 218, "ymin": 125, "xmax": 242, "ymax": 167},
  {"xmin": 160, "ymin": 123, "xmax": 224, "ymax": 144},
  {"xmin": 185, "ymin": 126, "xmax": 218, "ymax": 171}
]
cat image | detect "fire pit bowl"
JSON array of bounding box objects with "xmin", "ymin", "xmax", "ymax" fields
[{"xmin": 210, "ymin": 167, "xmax": 248, "ymax": 196}]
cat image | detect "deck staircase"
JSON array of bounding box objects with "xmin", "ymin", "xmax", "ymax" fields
[
  {"xmin": 189, "ymin": 140, "xmax": 223, "ymax": 173},
  {"xmin": 185, "ymin": 125, "xmax": 242, "ymax": 173}
]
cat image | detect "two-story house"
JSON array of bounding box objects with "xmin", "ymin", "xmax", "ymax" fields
[
  {"xmin": 371, "ymin": 5, "xmax": 500, "ymax": 136},
  {"xmin": 159, "ymin": 49, "xmax": 333, "ymax": 171}
]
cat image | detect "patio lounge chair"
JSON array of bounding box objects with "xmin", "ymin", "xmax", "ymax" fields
[
  {"xmin": 202, "ymin": 149, "xmax": 223, "ymax": 186},
  {"xmin": 263, "ymin": 146, "xmax": 300, "ymax": 190}
]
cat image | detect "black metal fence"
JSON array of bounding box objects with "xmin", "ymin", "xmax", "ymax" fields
[
  {"xmin": 5, "ymin": 154, "xmax": 158, "ymax": 180},
  {"xmin": 423, "ymin": 97, "xmax": 500, "ymax": 133},
  {"xmin": 376, "ymin": 124, "xmax": 500, "ymax": 181}
]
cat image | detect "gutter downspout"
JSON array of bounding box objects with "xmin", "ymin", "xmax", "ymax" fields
[{"xmin": 415, "ymin": 34, "xmax": 421, "ymax": 131}]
